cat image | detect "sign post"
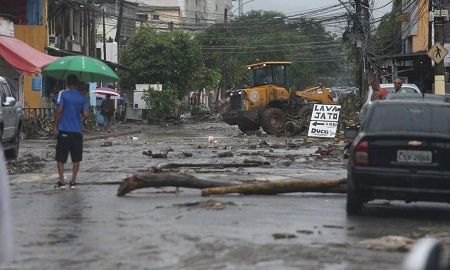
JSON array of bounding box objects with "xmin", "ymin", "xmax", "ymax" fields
[{"xmin": 307, "ymin": 104, "xmax": 341, "ymax": 138}]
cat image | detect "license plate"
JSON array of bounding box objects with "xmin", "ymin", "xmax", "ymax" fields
[{"xmin": 397, "ymin": 150, "xmax": 432, "ymax": 163}]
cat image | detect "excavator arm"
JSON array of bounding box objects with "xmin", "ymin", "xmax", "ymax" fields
[{"xmin": 294, "ymin": 84, "xmax": 335, "ymax": 105}]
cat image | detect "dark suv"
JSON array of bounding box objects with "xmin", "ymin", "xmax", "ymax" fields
[
  {"xmin": 346, "ymin": 100, "xmax": 450, "ymax": 214},
  {"xmin": 0, "ymin": 76, "xmax": 23, "ymax": 159}
]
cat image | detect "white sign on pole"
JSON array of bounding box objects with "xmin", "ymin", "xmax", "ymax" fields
[{"xmin": 307, "ymin": 104, "xmax": 341, "ymax": 138}]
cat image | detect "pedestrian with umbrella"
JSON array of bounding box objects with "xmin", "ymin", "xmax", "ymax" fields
[
  {"xmin": 100, "ymin": 94, "xmax": 115, "ymax": 133},
  {"xmin": 52, "ymin": 74, "xmax": 89, "ymax": 189},
  {"xmin": 43, "ymin": 55, "xmax": 119, "ymax": 189}
]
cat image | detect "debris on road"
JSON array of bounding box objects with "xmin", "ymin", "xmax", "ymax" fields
[
  {"xmin": 142, "ymin": 149, "xmax": 173, "ymax": 158},
  {"xmin": 142, "ymin": 150, "xmax": 152, "ymax": 156},
  {"xmin": 173, "ymin": 199, "xmax": 237, "ymax": 210},
  {"xmin": 101, "ymin": 141, "xmax": 113, "ymax": 147},
  {"xmin": 354, "ymin": 235, "xmax": 416, "ymax": 251},
  {"xmin": 217, "ymin": 151, "xmax": 234, "ymax": 158},
  {"xmin": 7, "ymin": 152, "xmax": 46, "ymax": 175},
  {"xmin": 157, "ymin": 162, "xmax": 271, "ymax": 170},
  {"xmin": 272, "ymin": 233, "xmax": 297, "ymax": 239}
]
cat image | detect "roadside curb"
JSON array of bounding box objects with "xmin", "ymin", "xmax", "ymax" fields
[{"xmin": 22, "ymin": 124, "xmax": 147, "ymax": 142}]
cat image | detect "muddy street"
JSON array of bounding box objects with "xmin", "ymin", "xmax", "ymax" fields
[{"xmin": 3, "ymin": 117, "xmax": 450, "ymax": 270}]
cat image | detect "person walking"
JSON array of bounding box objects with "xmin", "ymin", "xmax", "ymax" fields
[
  {"xmin": 100, "ymin": 94, "xmax": 115, "ymax": 132},
  {"xmin": 393, "ymin": 78, "xmax": 405, "ymax": 93},
  {"xmin": 119, "ymin": 94, "xmax": 127, "ymax": 123},
  {"xmin": 371, "ymin": 80, "xmax": 388, "ymax": 100},
  {"xmin": 53, "ymin": 74, "xmax": 89, "ymax": 190},
  {"xmin": 52, "ymin": 90, "xmax": 59, "ymax": 111}
]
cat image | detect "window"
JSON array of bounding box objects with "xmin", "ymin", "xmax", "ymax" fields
[
  {"xmin": 96, "ymin": 48, "xmax": 102, "ymax": 59},
  {"xmin": 152, "ymin": 14, "xmax": 160, "ymax": 20},
  {"xmin": 367, "ymin": 103, "xmax": 450, "ymax": 134},
  {"xmin": 273, "ymin": 65, "xmax": 286, "ymax": 85},
  {"xmin": 104, "ymin": 3, "xmax": 118, "ymax": 16},
  {"xmin": 138, "ymin": 14, "xmax": 148, "ymax": 22}
]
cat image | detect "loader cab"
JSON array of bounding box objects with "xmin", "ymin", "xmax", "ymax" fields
[{"xmin": 246, "ymin": 61, "xmax": 291, "ymax": 90}]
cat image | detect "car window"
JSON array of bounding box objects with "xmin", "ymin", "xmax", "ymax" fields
[
  {"xmin": 383, "ymin": 86, "xmax": 418, "ymax": 94},
  {"xmin": 0, "ymin": 83, "xmax": 6, "ymax": 104},
  {"xmin": 4, "ymin": 77, "xmax": 18, "ymax": 100},
  {"xmin": 366, "ymin": 103, "xmax": 450, "ymax": 134},
  {"xmin": 401, "ymin": 86, "xmax": 419, "ymax": 93},
  {"xmin": 2, "ymin": 83, "xmax": 13, "ymax": 98}
]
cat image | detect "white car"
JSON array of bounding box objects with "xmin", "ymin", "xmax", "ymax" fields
[{"xmin": 359, "ymin": 83, "xmax": 421, "ymax": 120}]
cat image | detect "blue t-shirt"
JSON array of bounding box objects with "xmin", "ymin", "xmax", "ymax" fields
[{"xmin": 57, "ymin": 89, "xmax": 88, "ymax": 133}]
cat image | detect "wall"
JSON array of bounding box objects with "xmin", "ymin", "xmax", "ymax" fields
[
  {"xmin": 411, "ymin": 0, "xmax": 429, "ymax": 52},
  {"xmin": 96, "ymin": 42, "xmax": 118, "ymax": 63},
  {"xmin": 14, "ymin": 25, "xmax": 48, "ymax": 109},
  {"xmin": 401, "ymin": 0, "xmax": 429, "ymax": 53}
]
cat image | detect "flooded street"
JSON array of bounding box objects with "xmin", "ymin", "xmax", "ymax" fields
[{"xmin": 3, "ymin": 118, "xmax": 450, "ymax": 270}]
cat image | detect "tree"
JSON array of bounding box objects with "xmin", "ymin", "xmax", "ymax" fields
[
  {"xmin": 196, "ymin": 10, "xmax": 344, "ymax": 90},
  {"xmin": 141, "ymin": 85, "xmax": 178, "ymax": 119},
  {"xmin": 372, "ymin": 0, "xmax": 402, "ymax": 57},
  {"xmin": 118, "ymin": 26, "xmax": 204, "ymax": 99},
  {"xmin": 188, "ymin": 66, "xmax": 221, "ymax": 97}
]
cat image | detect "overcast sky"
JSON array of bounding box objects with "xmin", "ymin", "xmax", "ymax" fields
[{"xmin": 240, "ymin": 0, "xmax": 393, "ymax": 19}]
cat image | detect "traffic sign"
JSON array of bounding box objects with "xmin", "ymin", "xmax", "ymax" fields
[
  {"xmin": 308, "ymin": 104, "xmax": 341, "ymax": 138},
  {"xmin": 427, "ymin": 43, "xmax": 448, "ymax": 64}
]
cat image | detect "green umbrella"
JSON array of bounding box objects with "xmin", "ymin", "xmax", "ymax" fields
[{"xmin": 42, "ymin": 55, "xmax": 119, "ymax": 82}]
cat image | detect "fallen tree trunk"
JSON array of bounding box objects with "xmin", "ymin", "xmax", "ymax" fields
[
  {"xmin": 159, "ymin": 162, "xmax": 268, "ymax": 169},
  {"xmin": 117, "ymin": 173, "xmax": 347, "ymax": 197},
  {"xmin": 201, "ymin": 179, "xmax": 346, "ymax": 196},
  {"xmin": 117, "ymin": 173, "xmax": 234, "ymax": 196}
]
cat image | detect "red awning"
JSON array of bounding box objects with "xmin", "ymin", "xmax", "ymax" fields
[{"xmin": 0, "ymin": 35, "xmax": 58, "ymax": 73}]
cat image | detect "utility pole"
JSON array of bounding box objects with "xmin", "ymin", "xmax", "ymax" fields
[
  {"xmin": 90, "ymin": 0, "xmax": 96, "ymax": 57},
  {"xmin": 103, "ymin": 9, "xmax": 107, "ymax": 61},
  {"xmin": 354, "ymin": 0, "xmax": 363, "ymax": 96},
  {"xmin": 115, "ymin": 0, "xmax": 124, "ymax": 43},
  {"xmin": 83, "ymin": 3, "xmax": 87, "ymax": 55}
]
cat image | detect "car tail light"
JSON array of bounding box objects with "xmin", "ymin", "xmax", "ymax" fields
[{"xmin": 354, "ymin": 140, "xmax": 368, "ymax": 165}]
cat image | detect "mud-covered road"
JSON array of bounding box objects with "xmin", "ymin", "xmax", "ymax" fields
[{"xmin": 3, "ymin": 117, "xmax": 450, "ymax": 270}]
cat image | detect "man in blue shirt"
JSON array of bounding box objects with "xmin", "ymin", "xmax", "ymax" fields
[{"xmin": 52, "ymin": 74, "xmax": 89, "ymax": 190}]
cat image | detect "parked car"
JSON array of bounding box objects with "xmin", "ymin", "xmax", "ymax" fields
[
  {"xmin": 345, "ymin": 100, "xmax": 450, "ymax": 215},
  {"xmin": 0, "ymin": 76, "xmax": 23, "ymax": 159},
  {"xmin": 359, "ymin": 83, "xmax": 421, "ymax": 120}
]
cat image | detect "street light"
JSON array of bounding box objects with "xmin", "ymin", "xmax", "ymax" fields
[{"xmin": 231, "ymin": 0, "xmax": 256, "ymax": 17}]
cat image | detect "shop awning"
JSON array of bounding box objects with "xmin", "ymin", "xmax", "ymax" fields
[{"xmin": 0, "ymin": 35, "xmax": 58, "ymax": 73}]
